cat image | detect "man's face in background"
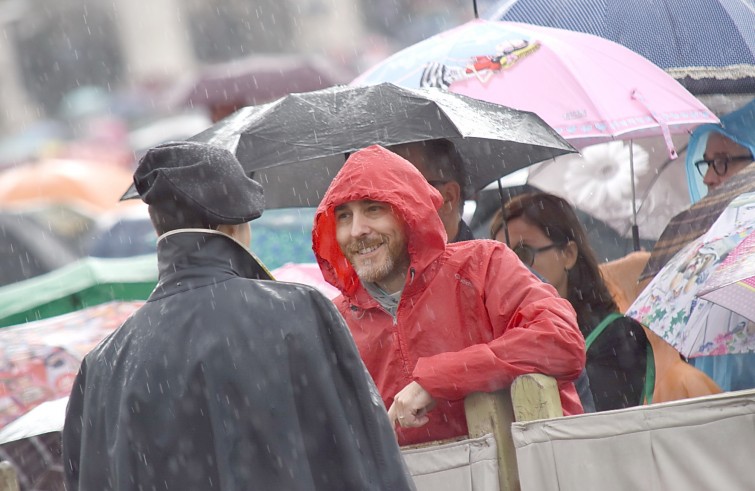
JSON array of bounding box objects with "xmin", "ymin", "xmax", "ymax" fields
[{"xmin": 702, "ymin": 133, "xmax": 753, "ymax": 190}]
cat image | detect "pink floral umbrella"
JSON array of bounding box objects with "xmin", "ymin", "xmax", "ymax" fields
[
  {"xmin": 354, "ymin": 19, "xmax": 719, "ymax": 246},
  {"xmin": 354, "ymin": 19, "xmax": 717, "ymax": 154},
  {"xmin": 698, "ymin": 229, "xmax": 755, "ymax": 324}
]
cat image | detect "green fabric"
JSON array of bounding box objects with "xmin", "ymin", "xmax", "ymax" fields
[{"xmin": 0, "ymin": 254, "xmax": 158, "ymax": 327}]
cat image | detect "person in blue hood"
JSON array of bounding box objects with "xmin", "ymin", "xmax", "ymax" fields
[
  {"xmin": 684, "ymin": 99, "xmax": 755, "ymax": 392},
  {"xmin": 685, "ymin": 100, "xmax": 755, "ymax": 203}
]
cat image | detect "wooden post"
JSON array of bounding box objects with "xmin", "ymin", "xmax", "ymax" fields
[
  {"xmin": 465, "ymin": 375, "xmax": 563, "ymax": 491},
  {"xmin": 465, "ymin": 388, "xmax": 519, "ymax": 491},
  {"xmin": 0, "ymin": 462, "xmax": 19, "ymax": 491},
  {"xmin": 510, "ymin": 374, "xmax": 563, "ymax": 422}
]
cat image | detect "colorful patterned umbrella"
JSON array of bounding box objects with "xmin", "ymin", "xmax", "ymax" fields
[
  {"xmin": 698, "ymin": 229, "xmax": 755, "ymax": 323},
  {"xmin": 640, "ymin": 161, "xmax": 755, "ymax": 281},
  {"xmin": 0, "ymin": 301, "xmax": 142, "ymax": 427},
  {"xmin": 628, "ymin": 191, "xmax": 755, "ymax": 357}
]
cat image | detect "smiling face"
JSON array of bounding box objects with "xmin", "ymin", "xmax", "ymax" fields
[{"xmin": 335, "ymin": 200, "xmax": 410, "ymax": 293}]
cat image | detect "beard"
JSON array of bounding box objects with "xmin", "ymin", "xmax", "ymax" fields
[{"xmin": 345, "ymin": 235, "xmax": 407, "ymax": 285}]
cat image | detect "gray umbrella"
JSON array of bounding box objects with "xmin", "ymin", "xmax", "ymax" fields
[{"xmin": 123, "ymin": 83, "xmax": 575, "ymax": 208}]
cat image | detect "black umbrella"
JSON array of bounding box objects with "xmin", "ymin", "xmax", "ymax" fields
[{"xmin": 122, "ymin": 83, "xmax": 576, "ymax": 208}]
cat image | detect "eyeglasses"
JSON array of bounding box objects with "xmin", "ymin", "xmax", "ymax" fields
[
  {"xmin": 694, "ymin": 155, "xmax": 753, "ymax": 177},
  {"xmin": 512, "ymin": 243, "xmax": 561, "ymax": 267}
]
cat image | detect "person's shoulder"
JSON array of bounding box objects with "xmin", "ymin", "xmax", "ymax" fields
[
  {"xmin": 235, "ymin": 277, "xmax": 332, "ymax": 301},
  {"xmin": 607, "ymin": 314, "xmax": 648, "ymax": 340},
  {"xmin": 444, "ymin": 238, "xmax": 520, "ymax": 270},
  {"xmin": 446, "ymin": 238, "xmax": 505, "ymax": 258}
]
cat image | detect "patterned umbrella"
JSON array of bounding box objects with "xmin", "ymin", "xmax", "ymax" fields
[
  {"xmin": 354, "ymin": 20, "xmax": 718, "ymax": 150},
  {"xmin": 353, "ymin": 19, "xmax": 719, "ymax": 246},
  {"xmin": 698, "ymin": 229, "xmax": 755, "ymax": 323},
  {"xmin": 628, "ymin": 191, "xmax": 755, "ymax": 357},
  {"xmin": 0, "ymin": 301, "xmax": 142, "ymax": 427},
  {"xmin": 640, "ymin": 161, "xmax": 755, "ymax": 280}
]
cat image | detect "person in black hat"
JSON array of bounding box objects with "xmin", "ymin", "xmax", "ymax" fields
[{"xmin": 63, "ymin": 141, "xmax": 414, "ymax": 491}]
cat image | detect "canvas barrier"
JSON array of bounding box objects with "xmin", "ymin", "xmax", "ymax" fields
[
  {"xmin": 402, "ymin": 434, "xmax": 499, "ymax": 491},
  {"xmin": 512, "ymin": 389, "xmax": 755, "ymax": 490}
]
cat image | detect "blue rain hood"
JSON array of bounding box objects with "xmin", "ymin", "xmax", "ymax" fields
[{"xmin": 686, "ymin": 99, "xmax": 755, "ymax": 203}]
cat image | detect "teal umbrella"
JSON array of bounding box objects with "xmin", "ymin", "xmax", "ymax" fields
[{"xmin": 0, "ymin": 254, "xmax": 158, "ymax": 328}]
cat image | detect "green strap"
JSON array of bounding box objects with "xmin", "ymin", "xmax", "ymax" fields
[
  {"xmin": 584, "ymin": 312, "xmax": 623, "ymax": 351},
  {"xmin": 643, "ymin": 343, "xmax": 655, "ymax": 405}
]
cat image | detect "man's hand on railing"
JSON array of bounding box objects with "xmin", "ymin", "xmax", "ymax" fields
[{"xmin": 388, "ymin": 381, "xmax": 436, "ymax": 429}]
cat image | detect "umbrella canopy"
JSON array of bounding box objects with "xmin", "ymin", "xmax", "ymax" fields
[
  {"xmin": 0, "ymin": 397, "xmax": 67, "ymax": 445},
  {"xmin": 0, "ymin": 301, "xmax": 142, "ymax": 427},
  {"xmin": 698, "ymin": 229, "xmax": 755, "ymax": 323},
  {"xmin": 0, "ymin": 159, "xmax": 135, "ymax": 212},
  {"xmin": 640, "ymin": 161, "xmax": 755, "ymax": 280},
  {"xmin": 627, "ymin": 191, "xmax": 755, "ymax": 357},
  {"xmin": 168, "ymin": 53, "xmax": 352, "ymax": 111},
  {"xmin": 0, "ymin": 301, "xmax": 142, "ymax": 491},
  {"xmin": 0, "ymin": 255, "xmax": 157, "ymax": 328},
  {"xmin": 525, "ymin": 135, "xmax": 692, "ymax": 241},
  {"xmin": 123, "ymin": 82, "xmax": 576, "ymax": 208},
  {"xmin": 353, "ymin": 20, "xmax": 718, "ymax": 151},
  {"xmin": 487, "ymin": 0, "xmax": 755, "ymax": 94}
]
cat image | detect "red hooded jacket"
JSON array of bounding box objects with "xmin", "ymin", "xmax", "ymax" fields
[{"xmin": 313, "ymin": 145, "xmax": 585, "ymax": 445}]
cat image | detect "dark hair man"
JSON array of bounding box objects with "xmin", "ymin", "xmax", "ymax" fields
[
  {"xmin": 387, "ymin": 139, "xmax": 475, "ymax": 242},
  {"xmin": 63, "ymin": 141, "xmax": 414, "ymax": 491},
  {"xmin": 312, "ymin": 145, "xmax": 585, "ymax": 446}
]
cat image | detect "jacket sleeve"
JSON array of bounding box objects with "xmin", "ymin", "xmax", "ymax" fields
[{"xmin": 412, "ymin": 245, "xmax": 586, "ymax": 401}]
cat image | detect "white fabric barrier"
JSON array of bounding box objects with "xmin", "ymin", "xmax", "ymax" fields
[
  {"xmin": 402, "ymin": 434, "xmax": 500, "ymax": 491},
  {"xmin": 512, "ymin": 389, "xmax": 755, "ymax": 491}
]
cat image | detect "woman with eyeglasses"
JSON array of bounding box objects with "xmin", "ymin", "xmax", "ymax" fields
[{"xmin": 490, "ymin": 192, "xmax": 650, "ymax": 412}]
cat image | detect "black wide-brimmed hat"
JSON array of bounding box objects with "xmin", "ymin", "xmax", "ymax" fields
[{"xmin": 126, "ymin": 141, "xmax": 264, "ymax": 225}]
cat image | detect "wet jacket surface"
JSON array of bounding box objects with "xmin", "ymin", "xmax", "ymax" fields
[
  {"xmin": 312, "ymin": 146, "xmax": 586, "ymax": 446},
  {"xmin": 63, "ymin": 230, "xmax": 414, "ymax": 491}
]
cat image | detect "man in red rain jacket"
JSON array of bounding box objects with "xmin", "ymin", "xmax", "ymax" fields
[{"xmin": 312, "ymin": 145, "xmax": 586, "ymax": 446}]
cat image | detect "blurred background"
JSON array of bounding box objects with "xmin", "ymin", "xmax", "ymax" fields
[
  {"xmin": 0, "ymin": 0, "xmax": 503, "ymax": 284},
  {"xmin": 0, "ymin": 3, "xmax": 754, "ymax": 488}
]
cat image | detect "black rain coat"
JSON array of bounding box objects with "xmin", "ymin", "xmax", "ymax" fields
[{"xmin": 63, "ymin": 230, "xmax": 413, "ymax": 491}]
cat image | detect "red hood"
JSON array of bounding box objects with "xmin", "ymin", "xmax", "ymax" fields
[{"xmin": 313, "ymin": 145, "xmax": 447, "ymax": 299}]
